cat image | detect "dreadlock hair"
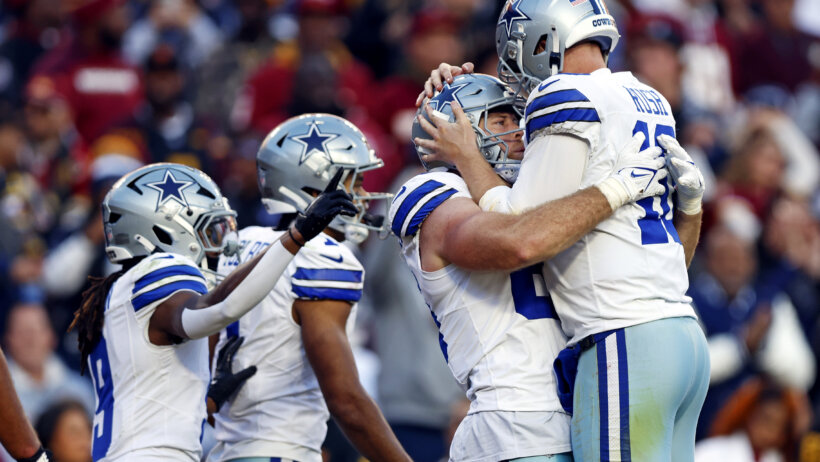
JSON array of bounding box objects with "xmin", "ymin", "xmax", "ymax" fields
[{"xmin": 68, "ymin": 260, "xmax": 136, "ymax": 374}]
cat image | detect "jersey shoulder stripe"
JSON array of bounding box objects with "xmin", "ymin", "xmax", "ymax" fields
[
  {"xmin": 389, "ymin": 172, "xmax": 470, "ymax": 239},
  {"xmin": 292, "ymin": 286, "xmax": 362, "ymax": 301},
  {"xmin": 293, "ymin": 267, "xmax": 363, "ymax": 283},
  {"xmin": 524, "ymin": 75, "xmax": 599, "ymax": 143},
  {"xmin": 132, "ymin": 264, "xmax": 205, "ymax": 294},
  {"xmin": 129, "ymin": 253, "xmax": 208, "ymax": 312},
  {"xmin": 132, "ymin": 279, "xmax": 207, "ymax": 311}
]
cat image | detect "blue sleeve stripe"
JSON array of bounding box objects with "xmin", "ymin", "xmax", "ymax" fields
[
  {"xmin": 133, "ymin": 265, "xmax": 205, "ymax": 294},
  {"xmin": 391, "ymin": 180, "xmax": 445, "ymax": 237},
  {"xmin": 293, "ymin": 267, "xmax": 363, "ymax": 283},
  {"xmin": 525, "ymin": 89, "xmax": 590, "ymax": 118},
  {"xmin": 132, "ymin": 279, "xmax": 208, "ymax": 312},
  {"xmin": 526, "ymin": 108, "xmax": 600, "ymax": 141},
  {"xmin": 292, "ymin": 285, "xmax": 362, "ymax": 302},
  {"xmin": 405, "ymin": 188, "xmax": 458, "ymax": 237}
]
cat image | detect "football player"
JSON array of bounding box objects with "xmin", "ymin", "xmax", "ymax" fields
[
  {"xmin": 68, "ymin": 163, "xmax": 355, "ymax": 461},
  {"xmin": 414, "ymin": 1, "xmax": 710, "ymax": 460},
  {"xmin": 394, "ymin": 73, "xmax": 668, "ymax": 462},
  {"xmin": 207, "ymin": 114, "xmax": 411, "ymax": 462}
]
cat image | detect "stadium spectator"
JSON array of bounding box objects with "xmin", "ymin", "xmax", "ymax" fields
[
  {"xmin": 119, "ymin": 44, "xmax": 218, "ymax": 170},
  {"xmin": 29, "ymin": 0, "xmax": 142, "ymax": 145},
  {"xmin": 3, "ymin": 302, "xmax": 95, "ymax": 420},
  {"xmin": 122, "ymin": 0, "xmax": 223, "ymax": 69},
  {"xmin": 0, "ymin": 0, "xmax": 67, "ymax": 117},
  {"xmin": 34, "ymin": 400, "xmax": 92, "ymax": 462},
  {"xmin": 695, "ymin": 377, "xmax": 810, "ymax": 462},
  {"xmin": 689, "ymin": 223, "xmax": 815, "ymax": 439},
  {"xmin": 231, "ymin": 0, "xmax": 373, "ymax": 134}
]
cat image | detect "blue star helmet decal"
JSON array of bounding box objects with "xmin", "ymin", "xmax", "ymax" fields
[
  {"xmin": 498, "ymin": 0, "xmax": 531, "ymax": 39},
  {"xmin": 429, "ymin": 82, "xmax": 469, "ymax": 112},
  {"xmin": 146, "ymin": 170, "xmax": 194, "ymax": 210},
  {"xmin": 292, "ymin": 121, "xmax": 340, "ymax": 165}
]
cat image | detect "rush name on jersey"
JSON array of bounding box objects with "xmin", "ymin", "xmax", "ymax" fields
[
  {"xmin": 90, "ymin": 253, "xmax": 210, "ymax": 462},
  {"xmin": 208, "ymin": 226, "xmax": 362, "ymax": 462},
  {"xmin": 524, "ymin": 68, "xmax": 696, "ymax": 345},
  {"xmin": 388, "ymin": 171, "xmax": 567, "ymax": 414}
]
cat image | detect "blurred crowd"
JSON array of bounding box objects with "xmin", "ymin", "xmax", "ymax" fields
[{"xmin": 0, "ymin": 0, "xmax": 818, "ymax": 461}]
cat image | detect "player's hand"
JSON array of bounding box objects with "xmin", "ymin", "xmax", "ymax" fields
[
  {"xmin": 658, "ymin": 134, "xmax": 705, "ymax": 215},
  {"xmin": 207, "ymin": 336, "xmax": 257, "ymax": 413},
  {"xmin": 414, "ymin": 101, "xmax": 483, "ymax": 169},
  {"xmin": 15, "ymin": 447, "xmax": 52, "ymax": 462},
  {"xmin": 596, "ymin": 132, "xmax": 667, "ymax": 210},
  {"xmin": 292, "ymin": 169, "xmax": 358, "ymax": 244},
  {"xmin": 415, "ymin": 62, "xmax": 475, "ymax": 107}
]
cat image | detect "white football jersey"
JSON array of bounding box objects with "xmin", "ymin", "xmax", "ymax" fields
[
  {"xmin": 523, "ymin": 68, "xmax": 696, "ymax": 345},
  {"xmin": 89, "ymin": 252, "xmax": 211, "ymax": 462},
  {"xmin": 208, "ymin": 227, "xmax": 362, "ymax": 462},
  {"xmin": 389, "ymin": 172, "xmax": 570, "ymax": 459}
]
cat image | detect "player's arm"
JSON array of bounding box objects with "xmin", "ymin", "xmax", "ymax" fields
[
  {"xmin": 659, "ymin": 134, "xmax": 705, "ymax": 267},
  {"xmin": 422, "ymin": 189, "xmax": 610, "ymax": 272},
  {"xmin": 295, "ymin": 300, "xmax": 411, "ymax": 462},
  {"xmin": 0, "ymin": 347, "xmax": 50, "ymax": 462},
  {"xmin": 149, "ymin": 171, "xmax": 357, "ymax": 345}
]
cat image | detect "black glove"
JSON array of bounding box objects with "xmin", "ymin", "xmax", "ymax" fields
[
  {"xmin": 293, "ymin": 168, "xmax": 358, "ymax": 243},
  {"xmin": 16, "ymin": 447, "xmax": 51, "ymax": 462},
  {"xmin": 207, "ymin": 336, "xmax": 257, "ymax": 412}
]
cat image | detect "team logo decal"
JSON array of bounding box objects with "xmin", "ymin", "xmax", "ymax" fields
[
  {"xmin": 147, "ymin": 170, "xmax": 194, "ymax": 210},
  {"xmin": 293, "ymin": 121, "xmax": 340, "ymax": 165},
  {"xmin": 498, "ymin": 0, "xmax": 531, "ymax": 39},
  {"xmin": 429, "ymin": 82, "xmax": 469, "ymax": 112}
]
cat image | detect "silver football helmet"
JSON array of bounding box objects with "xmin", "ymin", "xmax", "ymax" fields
[
  {"xmin": 412, "ymin": 73, "xmax": 524, "ymax": 183},
  {"xmin": 256, "ymin": 113, "xmax": 391, "ymax": 244},
  {"xmin": 496, "ymin": 0, "xmax": 620, "ymax": 97},
  {"xmin": 102, "ymin": 163, "xmax": 237, "ymax": 265}
]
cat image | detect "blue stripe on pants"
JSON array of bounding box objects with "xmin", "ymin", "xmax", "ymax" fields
[
  {"xmin": 597, "ymin": 340, "xmax": 609, "ymax": 461},
  {"xmin": 616, "ymin": 330, "xmax": 631, "ymax": 462}
]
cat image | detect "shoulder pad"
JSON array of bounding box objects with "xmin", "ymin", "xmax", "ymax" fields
[
  {"xmin": 525, "ymin": 75, "xmax": 599, "ymax": 144},
  {"xmin": 388, "ymin": 172, "xmax": 470, "ymax": 239}
]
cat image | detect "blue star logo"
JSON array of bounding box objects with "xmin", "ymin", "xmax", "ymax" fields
[
  {"xmin": 293, "ymin": 122, "xmax": 339, "ymax": 165},
  {"xmin": 430, "ymin": 82, "xmax": 469, "ymax": 112},
  {"xmin": 146, "ymin": 170, "xmax": 194, "ymax": 210},
  {"xmin": 498, "ymin": 0, "xmax": 531, "ymax": 39}
]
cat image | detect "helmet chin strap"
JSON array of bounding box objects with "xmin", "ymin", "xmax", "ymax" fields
[
  {"xmin": 134, "ymin": 234, "xmax": 156, "ymax": 253},
  {"xmin": 550, "ymin": 26, "xmax": 561, "ymax": 77}
]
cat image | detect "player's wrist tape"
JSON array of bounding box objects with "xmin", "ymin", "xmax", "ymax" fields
[
  {"xmin": 676, "ymin": 195, "xmax": 702, "ymax": 215},
  {"xmin": 16, "ymin": 447, "xmax": 49, "ymax": 462},
  {"xmin": 595, "ymin": 177, "xmax": 631, "ymax": 211},
  {"xmin": 288, "ymin": 227, "xmax": 305, "ymax": 247}
]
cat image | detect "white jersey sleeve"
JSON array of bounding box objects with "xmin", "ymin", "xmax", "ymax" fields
[
  {"xmin": 388, "ymin": 171, "xmax": 471, "ymax": 242},
  {"xmin": 129, "ymin": 253, "xmax": 208, "ymax": 325}
]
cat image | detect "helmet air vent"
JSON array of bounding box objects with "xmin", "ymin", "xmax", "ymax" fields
[{"xmin": 152, "ymin": 226, "xmax": 173, "ymax": 245}]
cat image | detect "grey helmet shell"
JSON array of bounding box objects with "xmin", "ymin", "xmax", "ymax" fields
[
  {"xmin": 102, "ymin": 163, "xmax": 236, "ymax": 265},
  {"xmin": 496, "ymin": 0, "xmax": 620, "ymax": 96},
  {"xmin": 256, "ymin": 113, "xmax": 391, "ymax": 243},
  {"xmin": 412, "ymin": 73, "xmax": 524, "ymax": 183}
]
